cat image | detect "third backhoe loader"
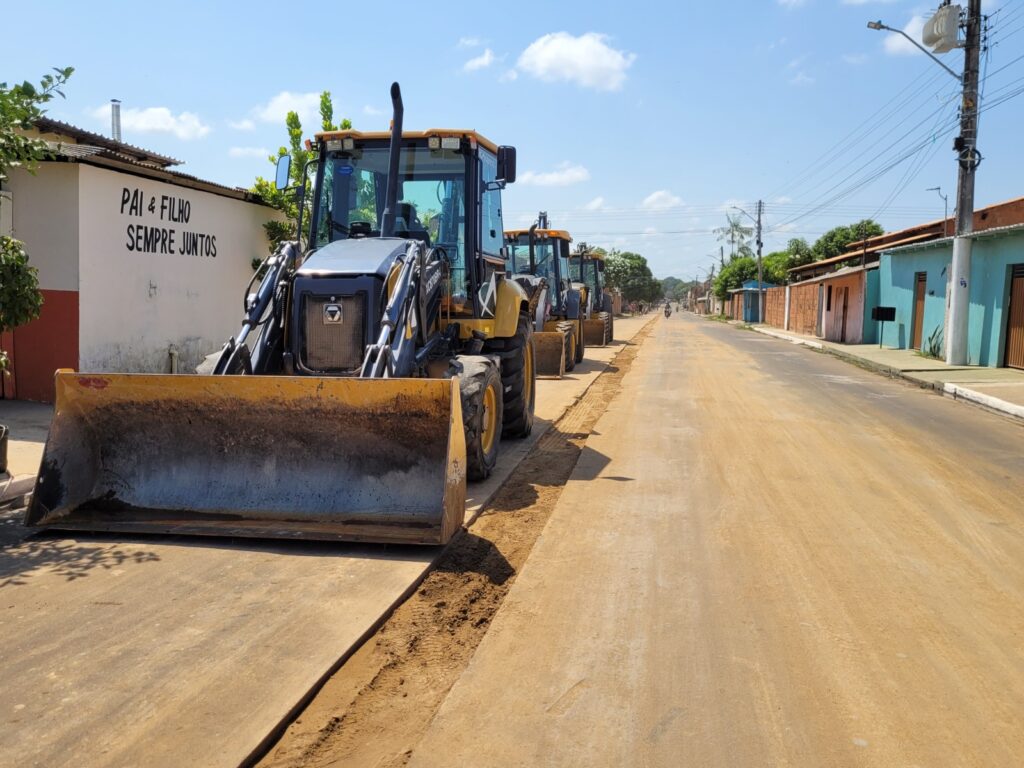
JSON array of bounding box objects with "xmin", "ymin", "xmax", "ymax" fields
[
  {"xmin": 570, "ymin": 242, "xmax": 614, "ymax": 345},
  {"xmin": 26, "ymin": 82, "xmax": 535, "ymax": 546}
]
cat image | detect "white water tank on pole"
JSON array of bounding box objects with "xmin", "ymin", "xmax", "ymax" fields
[{"xmin": 923, "ymin": 4, "xmax": 961, "ymax": 54}]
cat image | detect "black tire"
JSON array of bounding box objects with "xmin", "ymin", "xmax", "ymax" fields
[
  {"xmin": 599, "ymin": 311, "xmax": 612, "ymax": 344},
  {"xmin": 556, "ymin": 320, "xmax": 576, "ymax": 372},
  {"xmin": 575, "ymin": 317, "xmax": 586, "ymax": 364},
  {"xmin": 456, "ymin": 356, "xmax": 503, "ymax": 481},
  {"xmin": 483, "ymin": 312, "xmax": 536, "ymax": 438}
]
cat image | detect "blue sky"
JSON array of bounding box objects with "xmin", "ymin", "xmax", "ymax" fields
[{"xmin": 4, "ymin": 0, "xmax": 1023, "ymax": 278}]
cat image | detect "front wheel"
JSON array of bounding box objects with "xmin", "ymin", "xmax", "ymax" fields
[
  {"xmin": 483, "ymin": 312, "xmax": 536, "ymax": 438},
  {"xmin": 456, "ymin": 356, "xmax": 503, "ymax": 481}
]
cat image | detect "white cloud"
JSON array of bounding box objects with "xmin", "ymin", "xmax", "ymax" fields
[
  {"xmin": 842, "ymin": 53, "xmax": 868, "ymax": 65},
  {"xmin": 786, "ymin": 55, "xmax": 807, "ymax": 70},
  {"xmin": 228, "ymin": 146, "xmax": 269, "ymax": 158},
  {"xmin": 517, "ymin": 32, "xmax": 636, "ymax": 91},
  {"xmin": 458, "ymin": 36, "xmax": 482, "ymax": 48},
  {"xmin": 499, "ymin": 69, "xmax": 519, "ymax": 83},
  {"xmin": 884, "ymin": 15, "xmax": 926, "ymax": 56},
  {"xmin": 582, "ymin": 196, "xmax": 606, "ymax": 210},
  {"xmin": 842, "ymin": 0, "xmax": 898, "ymax": 4},
  {"xmin": 777, "ymin": 0, "xmax": 807, "ymax": 7},
  {"xmin": 642, "ymin": 226, "xmax": 658, "ymax": 238},
  {"xmin": 641, "ymin": 190, "xmax": 684, "ymax": 210},
  {"xmin": 773, "ymin": 196, "xmax": 792, "ymax": 204},
  {"xmin": 228, "ymin": 118, "xmax": 255, "ymax": 131},
  {"xmin": 464, "ymin": 48, "xmax": 496, "ymax": 72},
  {"xmin": 790, "ymin": 71, "xmax": 815, "ymax": 86},
  {"xmin": 518, "ymin": 161, "xmax": 591, "ymax": 187},
  {"xmin": 773, "ymin": 222, "xmax": 798, "ymax": 233},
  {"xmin": 90, "ymin": 105, "xmax": 210, "ymax": 140},
  {"xmin": 252, "ymin": 91, "xmax": 321, "ymax": 124},
  {"xmin": 363, "ymin": 104, "xmax": 383, "ymax": 116}
]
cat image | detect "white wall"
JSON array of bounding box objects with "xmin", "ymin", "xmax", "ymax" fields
[
  {"xmin": 77, "ymin": 164, "xmax": 279, "ymax": 373},
  {"xmin": 6, "ymin": 164, "xmax": 80, "ymax": 291}
]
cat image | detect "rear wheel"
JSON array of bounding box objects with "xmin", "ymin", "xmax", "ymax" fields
[
  {"xmin": 456, "ymin": 356, "xmax": 503, "ymax": 481},
  {"xmin": 484, "ymin": 312, "xmax": 536, "ymax": 438},
  {"xmin": 575, "ymin": 317, "xmax": 586, "ymax": 364},
  {"xmin": 599, "ymin": 311, "xmax": 612, "ymax": 345},
  {"xmin": 557, "ymin": 320, "xmax": 577, "ymax": 372}
]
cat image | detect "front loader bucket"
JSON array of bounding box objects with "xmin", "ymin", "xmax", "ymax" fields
[
  {"xmin": 26, "ymin": 372, "xmax": 467, "ymax": 545},
  {"xmin": 584, "ymin": 319, "xmax": 608, "ymax": 347},
  {"xmin": 533, "ymin": 332, "xmax": 566, "ymax": 377}
]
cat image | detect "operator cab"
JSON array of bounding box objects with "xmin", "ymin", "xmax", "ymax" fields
[
  {"xmin": 504, "ymin": 228, "xmax": 573, "ymax": 309},
  {"xmin": 301, "ymin": 129, "xmax": 513, "ymax": 318}
]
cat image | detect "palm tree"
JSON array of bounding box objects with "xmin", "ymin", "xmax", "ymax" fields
[{"xmin": 714, "ymin": 213, "xmax": 753, "ymax": 258}]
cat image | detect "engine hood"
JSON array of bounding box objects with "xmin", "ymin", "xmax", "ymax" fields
[{"xmin": 297, "ymin": 238, "xmax": 409, "ymax": 278}]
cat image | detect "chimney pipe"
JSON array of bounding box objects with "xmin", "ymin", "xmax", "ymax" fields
[{"xmin": 111, "ymin": 99, "xmax": 122, "ymax": 142}]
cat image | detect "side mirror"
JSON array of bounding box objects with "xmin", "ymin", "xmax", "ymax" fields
[
  {"xmin": 597, "ymin": 260, "xmax": 605, "ymax": 272},
  {"xmin": 497, "ymin": 145, "xmax": 516, "ymax": 184},
  {"xmin": 275, "ymin": 154, "xmax": 291, "ymax": 190}
]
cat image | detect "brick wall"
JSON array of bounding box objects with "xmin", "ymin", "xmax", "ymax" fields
[
  {"xmin": 789, "ymin": 282, "xmax": 820, "ymax": 336},
  {"xmin": 765, "ymin": 286, "xmax": 786, "ymax": 328}
]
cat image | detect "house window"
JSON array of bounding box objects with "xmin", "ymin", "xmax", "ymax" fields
[{"xmin": 826, "ymin": 284, "xmax": 833, "ymax": 311}]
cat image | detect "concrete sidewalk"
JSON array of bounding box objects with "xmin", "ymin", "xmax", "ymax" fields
[{"xmin": 750, "ymin": 324, "xmax": 1024, "ymax": 422}]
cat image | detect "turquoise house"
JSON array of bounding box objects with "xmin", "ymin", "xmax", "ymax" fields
[
  {"xmin": 728, "ymin": 279, "xmax": 777, "ymax": 323},
  {"xmin": 878, "ymin": 224, "xmax": 1024, "ymax": 368}
]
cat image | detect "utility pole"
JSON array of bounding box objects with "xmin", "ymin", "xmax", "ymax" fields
[
  {"xmin": 755, "ymin": 199, "xmax": 764, "ymax": 324},
  {"xmin": 947, "ymin": 0, "xmax": 982, "ymax": 365}
]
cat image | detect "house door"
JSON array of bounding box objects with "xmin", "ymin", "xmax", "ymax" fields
[
  {"xmin": 912, "ymin": 272, "xmax": 927, "ymax": 349},
  {"xmin": 816, "ymin": 284, "xmax": 824, "ymax": 337},
  {"xmin": 1005, "ymin": 264, "xmax": 1024, "ymax": 369},
  {"xmin": 840, "ymin": 287, "xmax": 850, "ymax": 343}
]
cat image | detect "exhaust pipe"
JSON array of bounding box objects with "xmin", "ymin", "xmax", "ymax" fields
[
  {"xmin": 111, "ymin": 99, "xmax": 122, "ymax": 142},
  {"xmin": 380, "ymin": 82, "xmax": 404, "ymax": 238}
]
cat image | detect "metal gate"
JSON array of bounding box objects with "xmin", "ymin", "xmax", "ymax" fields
[{"xmin": 1005, "ymin": 264, "xmax": 1024, "ymax": 369}]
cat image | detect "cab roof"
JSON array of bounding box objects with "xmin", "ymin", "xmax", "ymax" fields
[
  {"xmin": 314, "ymin": 128, "xmax": 498, "ymax": 154},
  {"xmin": 505, "ymin": 228, "xmax": 573, "ymax": 242}
]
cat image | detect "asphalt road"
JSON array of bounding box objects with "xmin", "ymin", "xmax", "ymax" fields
[{"xmin": 408, "ymin": 313, "xmax": 1024, "ymax": 768}]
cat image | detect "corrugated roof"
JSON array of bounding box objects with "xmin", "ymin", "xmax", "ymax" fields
[
  {"xmin": 884, "ymin": 222, "xmax": 1024, "ymax": 256},
  {"xmin": 34, "ymin": 117, "xmax": 182, "ymax": 167}
]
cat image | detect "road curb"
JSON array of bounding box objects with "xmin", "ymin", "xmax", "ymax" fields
[{"xmin": 749, "ymin": 325, "xmax": 1024, "ymax": 425}]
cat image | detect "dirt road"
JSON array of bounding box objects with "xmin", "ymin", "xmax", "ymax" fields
[{"xmin": 406, "ymin": 314, "xmax": 1024, "ymax": 767}]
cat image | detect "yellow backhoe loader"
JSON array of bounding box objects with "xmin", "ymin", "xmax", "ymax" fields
[
  {"xmin": 504, "ymin": 215, "xmax": 584, "ymax": 376},
  {"xmin": 26, "ymin": 83, "xmax": 535, "ymax": 545}
]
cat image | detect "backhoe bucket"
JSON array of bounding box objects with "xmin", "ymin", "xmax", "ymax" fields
[
  {"xmin": 533, "ymin": 332, "xmax": 566, "ymax": 377},
  {"xmin": 26, "ymin": 372, "xmax": 467, "ymax": 545}
]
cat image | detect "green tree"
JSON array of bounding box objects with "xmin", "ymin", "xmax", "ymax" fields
[
  {"xmin": 787, "ymin": 237, "xmax": 813, "ymax": 267},
  {"xmin": 252, "ymin": 91, "xmax": 353, "ymax": 252},
  {"xmin": 712, "ymin": 256, "xmax": 758, "ymax": 299},
  {"xmin": 762, "ymin": 250, "xmax": 792, "ymax": 284},
  {"xmin": 811, "ymin": 219, "xmax": 883, "ymax": 261},
  {"xmin": 0, "ymin": 66, "xmax": 74, "ymax": 372},
  {"xmin": 604, "ymin": 250, "xmax": 662, "ymax": 303},
  {"xmin": 714, "ymin": 213, "xmax": 753, "ymax": 258}
]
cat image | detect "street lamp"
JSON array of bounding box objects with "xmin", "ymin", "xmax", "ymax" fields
[
  {"xmin": 926, "ymin": 186, "xmax": 950, "ymax": 237},
  {"xmin": 866, "ymin": 20, "xmax": 962, "ymax": 83},
  {"xmin": 731, "ymin": 204, "xmax": 764, "ymax": 323}
]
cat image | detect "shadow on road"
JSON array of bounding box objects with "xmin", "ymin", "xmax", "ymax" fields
[
  {"xmin": 0, "ymin": 531, "xmax": 162, "ymax": 588},
  {"xmin": 434, "ymin": 531, "xmax": 515, "ymax": 586}
]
